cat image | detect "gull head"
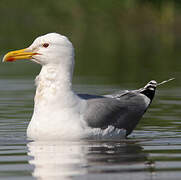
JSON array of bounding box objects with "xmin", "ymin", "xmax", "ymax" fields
[{"xmin": 3, "ymin": 33, "xmax": 74, "ymax": 66}]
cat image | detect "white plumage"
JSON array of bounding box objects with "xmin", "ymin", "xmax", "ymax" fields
[
  {"xmin": 3, "ymin": 33, "xmax": 156, "ymax": 140},
  {"xmin": 27, "ymin": 33, "xmax": 90, "ymax": 140}
]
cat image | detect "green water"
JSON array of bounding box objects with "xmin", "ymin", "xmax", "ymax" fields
[{"xmin": 0, "ymin": 0, "xmax": 181, "ymax": 179}]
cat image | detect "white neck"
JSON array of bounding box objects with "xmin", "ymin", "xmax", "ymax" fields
[
  {"xmin": 34, "ymin": 62, "xmax": 78, "ymax": 109},
  {"xmin": 28, "ymin": 61, "xmax": 88, "ymax": 140}
]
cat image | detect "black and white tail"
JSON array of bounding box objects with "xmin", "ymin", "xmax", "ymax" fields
[
  {"xmin": 140, "ymin": 80, "xmax": 157, "ymax": 102},
  {"xmin": 139, "ymin": 78, "xmax": 174, "ymax": 102}
]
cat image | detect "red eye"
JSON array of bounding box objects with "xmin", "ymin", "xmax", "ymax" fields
[{"xmin": 43, "ymin": 43, "xmax": 49, "ymax": 48}]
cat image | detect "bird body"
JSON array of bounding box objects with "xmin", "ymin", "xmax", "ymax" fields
[
  {"xmin": 3, "ymin": 33, "xmax": 156, "ymax": 140},
  {"xmin": 28, "ymin": 63, "xmax": 88, "ymax": 140}
]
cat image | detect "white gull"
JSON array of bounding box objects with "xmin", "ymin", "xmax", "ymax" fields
[{"xmin": 3, "ymin": 33, "xmax": 158, "ymax": 140}]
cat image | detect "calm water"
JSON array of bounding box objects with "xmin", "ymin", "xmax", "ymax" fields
[
  {"xmin": 0, "ymin": 78, "xmax": 180, "ymax": 180},
  {"xmin": 1, "ymin": 0, "xmax": 181, "ymax": 179}
]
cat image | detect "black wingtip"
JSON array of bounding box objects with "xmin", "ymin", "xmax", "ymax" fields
[{"xmin": 140, "ymin": 80, "xmax": 157, "ymax": 101}]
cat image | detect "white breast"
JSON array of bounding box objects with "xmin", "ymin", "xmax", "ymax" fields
[{"xmin": 27, "ymin": 65, "xmax": 89, "ymax": 140}]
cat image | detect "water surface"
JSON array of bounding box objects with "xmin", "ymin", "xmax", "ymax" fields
[
  {"xmin": 0, "ymin": 78, "xmax": 180, "ymax": 180},
  {"xmin": 1, "ymin": 1, "xmax": 181, "ymax": 179}
]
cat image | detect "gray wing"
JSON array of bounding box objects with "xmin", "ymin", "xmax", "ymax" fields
[
  {"xmin": 78, "ymin": 91, "xmax": 150, "ymax": 136},
  {"xmin": 78, "ymin": 80, "xmax": 157, "ymax": 136}
]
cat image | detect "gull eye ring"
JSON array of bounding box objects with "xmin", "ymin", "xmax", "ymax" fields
[{"xmin": 42, "ymin": 43, "xmax": 49, "ymax": 48}]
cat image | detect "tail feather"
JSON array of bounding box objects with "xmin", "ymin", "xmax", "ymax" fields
[
  {"xmin": 139, "ymin": 80, "xmax": 157, "ymax": 102},
  {"xmin": 140, "ymin": 78, "xmax": 174, "ymax": 101}
]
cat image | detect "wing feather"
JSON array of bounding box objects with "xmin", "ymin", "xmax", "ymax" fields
[{"xmin": 79, "ymin": 92, "xmax": 150, "ymax": 136}]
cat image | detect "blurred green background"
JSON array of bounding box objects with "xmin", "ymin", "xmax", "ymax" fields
[{"xmin": 0, "ymin": 0, "xmax": 180, "ymax": 86}]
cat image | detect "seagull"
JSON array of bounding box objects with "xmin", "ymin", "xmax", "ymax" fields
[{"xmin": 2, "ymin": 33, "xmax": 165, "ymax": 140}]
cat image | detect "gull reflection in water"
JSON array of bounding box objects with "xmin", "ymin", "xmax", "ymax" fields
[
  {"xmin": 27, "ymin": 140, "xmax": 152, "ymax": 180},
  {"xmin": 28, "ymin": 141, "xmax": 88, "ymax": 180}
]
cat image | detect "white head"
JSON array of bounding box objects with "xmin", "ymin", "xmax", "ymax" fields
[{"xmin": 3, "ymin": 33, "xmax": 75, "ymax": 67}]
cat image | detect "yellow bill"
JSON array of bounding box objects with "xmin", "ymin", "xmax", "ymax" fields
[{"xmin": 3, "ymin": 48, "xmax": 38, "ymax": 62}]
